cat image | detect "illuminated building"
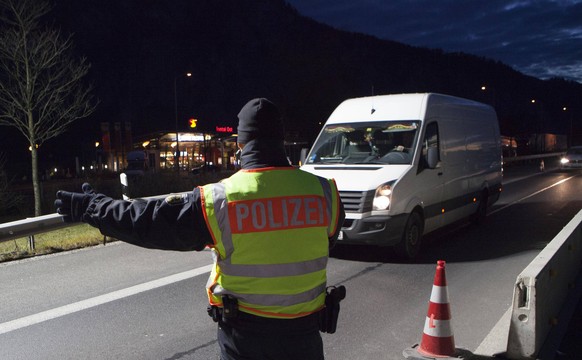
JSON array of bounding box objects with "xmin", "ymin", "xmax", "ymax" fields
[{"xmin": 131, "ymin": 130, "xmax": 238, "ymax": 172}]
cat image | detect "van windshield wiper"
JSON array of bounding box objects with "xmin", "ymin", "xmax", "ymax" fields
[{"xmin": 352, "ymin": 160, "xmax": 388, "ymax": 164}]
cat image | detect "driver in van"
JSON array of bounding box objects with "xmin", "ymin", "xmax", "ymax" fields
[{"xmin": 365, "ymin": 131, "xmax": 379, "ymax": 156}]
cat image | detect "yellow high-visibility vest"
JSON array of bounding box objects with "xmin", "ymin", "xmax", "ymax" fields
[{"xmin": 200, "ymin": 167, "xmax": 341, "ymax": 319}]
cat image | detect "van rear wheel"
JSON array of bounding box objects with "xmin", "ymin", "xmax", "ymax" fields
[{"xmin": 394, "ymin": 212, "xmax": 423, "ymax": 259}]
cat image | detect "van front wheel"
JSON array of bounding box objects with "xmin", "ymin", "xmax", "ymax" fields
[{"xmin": 395, "ymin": 212, "xmax": 423, "ymax": 259}]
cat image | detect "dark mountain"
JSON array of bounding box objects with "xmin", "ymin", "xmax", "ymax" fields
[
  {"xmin": 52, "ymin": 0, "xmax": 582, "ymax": 137},
  {"xmin": 3, "ymin": 0, "xmax": 582, "ymax": 174}
]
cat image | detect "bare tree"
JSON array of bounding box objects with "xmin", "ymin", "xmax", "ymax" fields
[{"xmin": 0, "ymin": 0, "xmax": 98, "ymax": 216}]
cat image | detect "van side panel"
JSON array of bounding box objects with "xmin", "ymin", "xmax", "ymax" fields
[
  {"xmin": 438, "ymin": 115, "xmax": 470, "ymax": 226},
  {"xmin": 425, "ymin": 98, "xmax": 502, "ymax": 227}
]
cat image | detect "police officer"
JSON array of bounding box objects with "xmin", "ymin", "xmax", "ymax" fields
[{"xmin": 55, "ymin": 98, "xmax": 345, "ymax": 360}]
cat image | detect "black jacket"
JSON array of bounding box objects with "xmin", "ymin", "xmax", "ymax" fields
[{"xmin": 84, "ymin": 138, "xmax": 345, "ymax": 251}]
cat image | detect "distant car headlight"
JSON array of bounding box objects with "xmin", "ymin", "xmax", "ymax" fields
[
  {"xmin": 373, "ymin": 182, "xmax": 393, "ymax": 210},
  {"xmin": 561, "ymin": 158, "xmax": 570, "ymax": 164}
]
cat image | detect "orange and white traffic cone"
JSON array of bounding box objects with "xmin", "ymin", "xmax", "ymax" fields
[
  {"xmin": 403, "ymin": 260, "xmax": 469, "ymax": 359},
  {"xmin": 417, "ymin": 260, "xmax": 455, "ymax": 357}
]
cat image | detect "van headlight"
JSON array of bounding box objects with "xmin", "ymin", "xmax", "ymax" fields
[
  {"xmin": 561, "ymin": 157, "xmax": 570, "ymax": 164},
  {"xmin": 373, "ymin": 182, "xmax": 393, "ymax": 210}
]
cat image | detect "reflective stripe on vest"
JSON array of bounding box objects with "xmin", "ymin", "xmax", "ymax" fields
[
  {"xmin": 212, "ymin": 282, "xmax": 328, "ymax": 307},
  {"xmin": 201, "ymin": 168, "xmax": 339, "ymax": 318}
]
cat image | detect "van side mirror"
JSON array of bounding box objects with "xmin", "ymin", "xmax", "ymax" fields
[{"xmin": 427, "ymin": 147, "xmax": 439, "ymax": 169}]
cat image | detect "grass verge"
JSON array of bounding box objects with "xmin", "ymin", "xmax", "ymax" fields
[{"xmin": 0, "ymin": 224, "xmax": 109, "ymax": 263}]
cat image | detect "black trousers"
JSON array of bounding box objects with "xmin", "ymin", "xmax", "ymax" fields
[{"xmin": 217, "ymin": 311, "xmax": 324, "ymax": 360}]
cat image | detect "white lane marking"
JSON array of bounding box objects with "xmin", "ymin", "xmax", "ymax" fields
[
  {"xmin": 490, "ymin": 176, "xmax": 576, "ymax": 216},
  {"xmin": 0, "ymin": 264, "xmax": 213, "ymax": 335}
]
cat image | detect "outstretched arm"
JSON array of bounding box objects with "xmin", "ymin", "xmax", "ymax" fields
[{"xmin": 55, "ymin": 184, "xmax": 212, "ymax": 251}]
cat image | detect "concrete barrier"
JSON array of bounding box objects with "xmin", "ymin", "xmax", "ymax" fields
[{"xmin": 506, "ymin": 210, "xmax": 582, "ymax": 358}]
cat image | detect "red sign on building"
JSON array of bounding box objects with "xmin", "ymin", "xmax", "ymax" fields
[{"xmin": 215, "ymin": 126, "xmax": 233, "ymax": 133}]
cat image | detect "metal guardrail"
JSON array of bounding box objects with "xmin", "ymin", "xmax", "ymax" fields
[
  {"xmin": 503, "ymin": 152, "xmax": 564, "ymax": 164},
  {"xmin": 0, "ymin": 191, "xmax": 188, "ymax": 250},
  {"xmin": 0, "ymin": 213, "xmax": 69, "ymax": 250}
]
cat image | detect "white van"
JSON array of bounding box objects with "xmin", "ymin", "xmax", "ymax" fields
[{"xmin": 301, "ymin": 93, "xmax": 502, "ymax": 259}]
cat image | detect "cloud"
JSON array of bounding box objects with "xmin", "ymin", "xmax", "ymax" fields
[{"xmin": 287, "ymin": 0, "xmax": 582, "ymax": 82}]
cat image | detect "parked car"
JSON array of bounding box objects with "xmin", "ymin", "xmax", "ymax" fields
[{"xmin": 560, "ymin": 146, "xmax": 582, "ymax": 170}]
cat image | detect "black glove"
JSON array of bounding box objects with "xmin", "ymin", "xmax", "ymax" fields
[{"xmin": 54, "ymin": 183, "xmax": 97, "ymax": 223}]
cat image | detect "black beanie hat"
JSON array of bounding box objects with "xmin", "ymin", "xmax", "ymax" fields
[{"xmin": 237, "ymin": 98, "xmax": 284, "ymax": 144}]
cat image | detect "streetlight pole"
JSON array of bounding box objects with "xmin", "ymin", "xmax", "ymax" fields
[{"xmin": 174, "ymin": 72, "xmax": 192, "ymax": 171}]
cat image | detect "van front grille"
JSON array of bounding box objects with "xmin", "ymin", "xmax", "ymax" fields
[{"xmin": 339, "ymin": 190, "xmax": 374, "ymax": 213}]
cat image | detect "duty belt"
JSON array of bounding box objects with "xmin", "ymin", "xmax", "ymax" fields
[{"xmin": 207, "ymin": 286, "xmax": 346, "ymax": 334}]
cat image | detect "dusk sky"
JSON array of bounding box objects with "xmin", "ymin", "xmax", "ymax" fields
[{"xmin": 286, "ymin": 0, "xmax": 582, "ymax": 83}]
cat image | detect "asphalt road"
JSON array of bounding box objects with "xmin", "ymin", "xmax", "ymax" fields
[{"xmin": 0, "ymin": 163, "xmax": 581, "ymax": 359}]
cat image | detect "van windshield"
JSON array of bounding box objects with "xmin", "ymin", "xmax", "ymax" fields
[{"xmin": 306, "ymin": 121, "xmax": 420, "ymax": 165}]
